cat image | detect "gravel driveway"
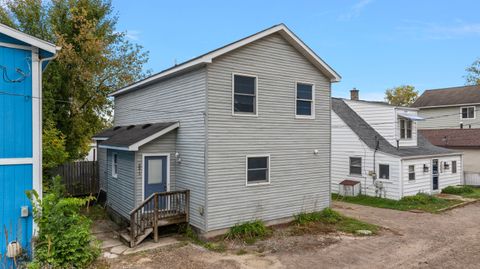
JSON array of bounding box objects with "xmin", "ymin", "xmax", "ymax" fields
[{"xmin": 106, "ymin": 201, "xmax": 480, "ymax": 269}]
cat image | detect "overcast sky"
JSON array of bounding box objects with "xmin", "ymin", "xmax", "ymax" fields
[{"xmin": 114, "ymin": 0, "xmax": 480, "ymax": 100}]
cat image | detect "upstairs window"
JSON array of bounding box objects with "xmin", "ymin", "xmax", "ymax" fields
[
  {"xmin": 379, "ymin": 164, "xmax": 389, "ymax": 179},
  {"xmin": 296, "ymin": 82, "xmax": 315, "ymax": 118},
  {"xmin": 400, "ymin": 119, "xmax": 412, "ymax": 139},
  {"xmin": 246, "ymin": 155, "xmax": 270, "ymax": 185},
  {"xmin": 112, "ymin": 153, "xmax": 118, "ymax": 178},
  {"xmin": 349, "ymin": 157, "xmax": 362, "ymax": 175},
  {"xmin": 408, "ymin": 165, "xmax": 415, "ymax": 180},
  {"xmin": 233, "ymin": 74, "xmax": 257, "ymax": 115},
  {"xmin": 461, "ymin": 106, "xmax": 475, "ymax": 119}
]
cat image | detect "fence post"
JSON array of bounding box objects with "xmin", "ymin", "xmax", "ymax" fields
[{"xmin": 185, "ymin": 190, "xmax": 190, "ymax": 223}]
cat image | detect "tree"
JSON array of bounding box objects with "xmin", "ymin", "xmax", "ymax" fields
[
  {"xmin": 42, "ymin": 119, "xmax": 69, "ymax": 170},
  {"xmin": 466, "ymin": 58, "xmax": 480, "ymax": 85},
  {"xmin": 0, "ymin": 0, "xmax": 149, "ymax": 161},
  {"xmin": 385, "ymin": 85, "xmax": 418, "ymax": 106}
]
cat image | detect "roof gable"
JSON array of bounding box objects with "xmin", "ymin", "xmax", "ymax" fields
[
  {"xmin": 412, "ymin": 85, "xmax": 480, "ymax": 108},
  {"xmin": 0, "ymin": 23, "xmax": 59, "ymax": 54},
  {"xmin": 111, "ymin": 24, "xmax": 341, "ymax": 97},
  {"xmin": 332, "ymin": 98, "xmax": 456, "ymax": 157}
]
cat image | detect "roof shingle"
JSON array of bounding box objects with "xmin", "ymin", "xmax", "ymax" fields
[
  {"xmin": 412, "ymin": 85, "xmax": 480, "ymax": 108},
  {"xmin": 419, "ymin": 129, "xmax": 480, "ymax": 148}
]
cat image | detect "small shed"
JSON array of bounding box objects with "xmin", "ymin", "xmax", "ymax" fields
[{"xmin": 339, "ymin": 180, "xmax": 361, "ymax": 197}]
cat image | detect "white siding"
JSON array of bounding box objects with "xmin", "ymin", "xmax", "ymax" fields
[
  {"xmin": 331, "ymin": 112, "xmax": 402, "ymax": 200},
  {"xmin": 402, "ymin": 155, "xmax": 463, "ymax": 196},
  {"xmin": 206, "ymin": 33, "xmax": 331, "ymax": 231},
  {"xmin": 113, "ymin": 68, "xmax": 207, "ymax": 230},
  {"xmin": 417, "ymin": 105, "xmax": 479, "ymax": 129}
]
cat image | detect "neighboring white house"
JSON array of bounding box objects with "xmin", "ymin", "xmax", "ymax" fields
[{"xmin": 331, "ymin": 90, "xmax": 463, "ymax": 200}]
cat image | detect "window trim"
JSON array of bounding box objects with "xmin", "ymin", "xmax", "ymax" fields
[
  {"xmin": 245, "ymin": 154, "xmax": 271, "ymax": 186},
  {"xmin": 378, "ymin": 164, "xmax": 390, "ymax": 180},
  {"xmin": 232, "ymin": 73, "xmax": 258, "ymax": 117},
  {"xmin": 112, "ymin": 152, "xmax": 118, "ymax": 178},
  {"xmin": 349, "ymin": 157, "xmax": 362, "ymax": 176},
  {"xmin": 460, "ymin": 106, "xmax": 476, "ymax": 120},
  {"xmin": 408, "ymin": 165, "xmax": 415, "ymax": 181},
  {"xmin": 295, "ymin": 81, "xmax": 315, "ymax": 119}
]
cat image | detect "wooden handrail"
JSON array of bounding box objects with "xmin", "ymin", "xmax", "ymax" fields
[{"xmin": 128, "ymin": 190, "xmax": 190, "ymax": 247}]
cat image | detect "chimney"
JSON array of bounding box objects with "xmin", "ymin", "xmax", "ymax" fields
[{"xmin": 350, "ymin": 88, "xmax": 359, "ymax": 101}]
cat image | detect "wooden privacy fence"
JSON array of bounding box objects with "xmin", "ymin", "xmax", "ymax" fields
[{"xmin": 50, "ymin": 161, "xmax": 99, "ymax": 196}]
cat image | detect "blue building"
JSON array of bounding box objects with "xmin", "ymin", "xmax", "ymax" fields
[{"xmin": 0, "ymin": 23, "xmax": 59, "ymax": 259}]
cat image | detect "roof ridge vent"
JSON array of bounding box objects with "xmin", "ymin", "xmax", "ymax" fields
[{"xmin": 142, "ymin": 124, "xmax": 152, "ymax": 129}]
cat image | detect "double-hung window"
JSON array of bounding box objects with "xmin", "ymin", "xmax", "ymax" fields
[
  {"xmin": 233, "ymin": 74, "xmax": 257, "ymax": 115},
  {"xmin": 349, "ymin": 157, "xmax": 362, "ymax": 175},
  {"xmin": 296, "ymin": 82, "xmax": 315, "ymax": 118},
  {"xmin": 408, "ymin": 165, "xmax": 415, "ymax": 180},
  {"xmin": 112, "ymin": 153, "xmax": 118, "ymax": 178},
  {"xmin": 461, "ymin": 106, "xmax": 475, "ymax": 119},
  {"xmin": 379, "ymin": 164, "xmax": 389, "ymax": 179},
  {"xmin": 246, "ymin": 155, "xmax": 270, "ymax": 185},
  {"xmin": 400, "ymin": 119, "xmax": 412, "ymax": 139}
]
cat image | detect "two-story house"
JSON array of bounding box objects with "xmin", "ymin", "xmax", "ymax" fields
[
  {"xmin": 94, "ymin": 24, "xmax": 340, "ymax": 246},
  {"xmin": 412, "ymin": 85, "xmax": 480, "ymax": 174},
  {"xmin": 331, "ymin": 90, "xmax": 463, "ymax": 200}
]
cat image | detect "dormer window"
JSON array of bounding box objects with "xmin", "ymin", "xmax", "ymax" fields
[{"xmin": 400, "ymin": 119, "xmax": 412, "ymax": 139}]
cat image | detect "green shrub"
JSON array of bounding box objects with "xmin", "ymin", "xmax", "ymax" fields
[
  {"xmin": 27, "ymin": 176, "xmax": 99, "ymax": 268},
  {"xmin": 226, "ymin": 220, "xmax": 270, "ymax": 243},
  {"xmin": 294, "ymin": 208, "xmax": 342, "ymax": 225},
  {"xmin": 442, "ymin": 186, "xmax": 474, "ymax": 195}
]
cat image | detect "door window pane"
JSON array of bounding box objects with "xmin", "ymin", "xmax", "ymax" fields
[{"xmin": 147, "ymin": 158, "xmax": 163, "ymax": 184}]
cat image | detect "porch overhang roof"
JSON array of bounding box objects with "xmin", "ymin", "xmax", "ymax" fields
[{"xmin": 96, "ymin": 122, "xmax": 179, "ymax": 151}]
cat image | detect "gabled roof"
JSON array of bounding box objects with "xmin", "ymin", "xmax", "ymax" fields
[
  {"xmin": 412, "ymin": 85, "xmax": 480, "ymax": 108},
  {"xmin": 0, "ymin": 23, "xmax": 60, "ymax": 54},
  {"xmin": 332, "ymin": 98, "xmax": 456, "ymax": 158},
  {"xmin": 110, "ymin": 24, "xmax": 341, "ymax": 97},
  {"xmin": 95, "ymin": 122, "xmax": 179, "ymax": 151},
  {"xmin": 420, "ymin": 129, "xmax": 480, "ymax": 148}
]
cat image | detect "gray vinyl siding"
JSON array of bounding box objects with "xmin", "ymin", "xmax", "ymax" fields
[
  {"xmin": 135, "ymin": 130, "xmax": 177, "ymax": 205},
  {"xmin": 417, "ymin": 105, "xmax": 479, "ymax": 129},
  {"xmin": 98, "ymin": 147, "xmax": 107, "ymax": 190},
  {"xmin": 206, "ymin": 33, "xmax": 331, "ymax": 231},
  {"xmin": 105, "ymin": 149, "xmax": 135, "ymax": 219},
  {"xmin": 113, "ymin": 68, "xmax": 207, "ymax": 230}
]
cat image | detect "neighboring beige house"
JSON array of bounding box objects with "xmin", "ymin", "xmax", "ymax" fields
[{"xmin": 412, "ymin": 85, "xmax": 480, "ymax": 174}]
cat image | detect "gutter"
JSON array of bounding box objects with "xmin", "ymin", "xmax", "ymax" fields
[{"xmin": 400, "ymin": 152, "xmax": 463, "ymax": 160}]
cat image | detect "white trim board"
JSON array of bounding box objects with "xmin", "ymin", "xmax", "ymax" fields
[
  {"xmin": 0, "ymin": 158, "xmax": 33, "ymax": 165},
  {"xmin": 0, "ymin": 23, "xmax": 60, "ymax": 54},
  {"xmin": 110, "ymin": 24, "xmax": 341, "ymax": 97}
]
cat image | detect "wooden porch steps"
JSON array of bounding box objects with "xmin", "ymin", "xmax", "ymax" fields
[{"xmin": 119, "ymin": 228, "xmax": 153, "ymax": 248}]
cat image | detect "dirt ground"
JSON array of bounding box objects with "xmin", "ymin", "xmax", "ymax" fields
[{"xmin": 102, "ymin": 201, "xmax": 480, "ymax": 269}]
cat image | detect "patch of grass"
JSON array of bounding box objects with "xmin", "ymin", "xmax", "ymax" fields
[
  {"xmin": 225, "ymin": 220, "xmax": 271, "ymax": 244},
  {"xmin": 333, "ymin": 193, "xmax": 462, "ymax": 213},
  {"xmin": 442, "ymin": 185, "xmax": 480, "ymax": 199},
  {"xmin": 292, "ymin": 208, "xmax": 378, "ymax": 236},
  {"xmin": 180, "ymin": 225, "xmax": 226, "ymax": 252}
]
